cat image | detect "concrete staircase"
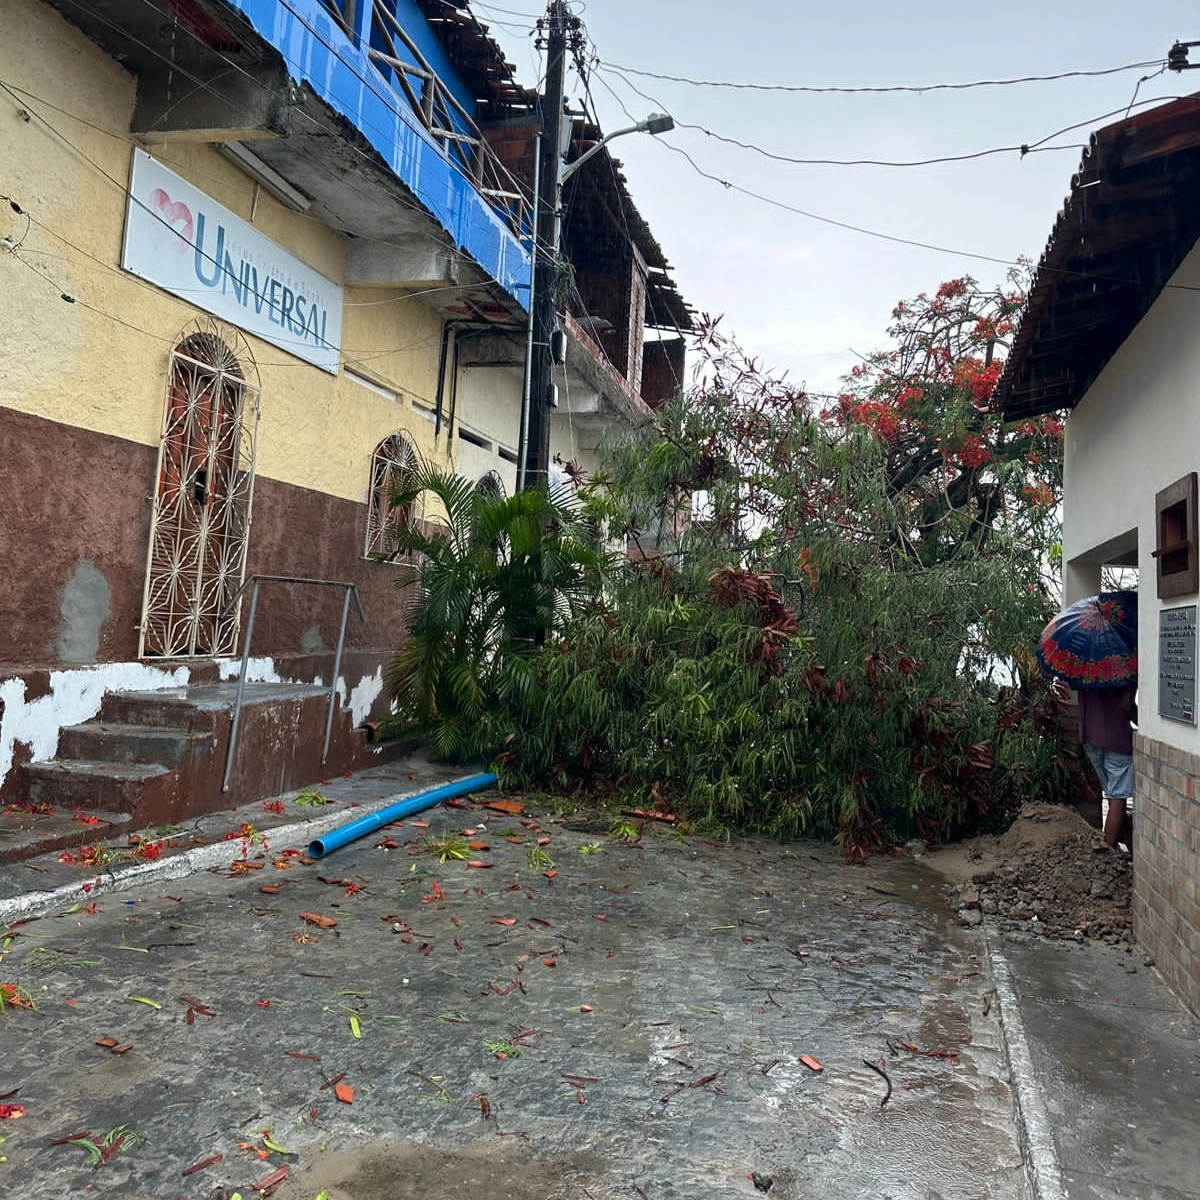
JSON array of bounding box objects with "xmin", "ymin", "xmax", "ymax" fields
[{"xmin": 1, "ymin": 682, "xmax": 379, "ymax": 864}]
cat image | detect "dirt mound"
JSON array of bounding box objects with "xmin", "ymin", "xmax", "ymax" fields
[{"xmin": 924, "ymin": 801, "xmax": 1133, "ymax": 943}]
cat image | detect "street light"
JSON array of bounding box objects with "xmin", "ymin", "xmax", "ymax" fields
[
  {"xmin": 559, "ymin": 113, "xmax": 676, "ymax": 183},
  {"xmin": 519, "ymin": 111, "xmax": 675, "ymax": 492}
]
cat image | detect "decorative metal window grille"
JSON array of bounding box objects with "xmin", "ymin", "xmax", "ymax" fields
[
  {"xmin": 364, "ymin": 433, "xmax": 420, "ymax": 559},
  {"xmin": 139, "ymin": 319, "xmax": 260, "ymax": 658},
  {"xmin": 475, "ymin": 469, "xmax": 506, "ymax": 500}
]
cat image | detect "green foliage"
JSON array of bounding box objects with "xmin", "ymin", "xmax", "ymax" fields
[
  {"xmin": 382, "ymin": 280, "xmax": 1072, "ymax": 853},
  {"xmin": 381, "ymin": 456, "xmax": 608, "ymax": 760},
  {"xmin": 293, "ymin": 788, "xmax": 331, "ymax": 807},
  {"xmin": 423, "ymin": 834, "xmax": 469, "ymax": 862},
  {"xmin": 500, "ymin": 283, "xmax": 1072, "ymax": 853}
]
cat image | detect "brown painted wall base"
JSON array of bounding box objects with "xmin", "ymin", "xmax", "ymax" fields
[
  {"xmin": 116, "ymin": 688, "xmax": 411, "ymax": 829},
  {"xmin": 0, "ymin": 405, "xmax": 418, "ymax": 810},
  {"xmin": 0, "ymin": 405, "xmax": 411, "ymax": 669},
  {"xmin": 18, "ymin": 684, "xmax": 413, "ymax": 829},
  {"xmin": 1132, "ymin": 732, "xmax": 1200, "ymax": 1016}
]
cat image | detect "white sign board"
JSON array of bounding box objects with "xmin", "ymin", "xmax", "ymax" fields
[{"xmin": 122, "ymin": 150, "xmax": 343, "ymax": 373}]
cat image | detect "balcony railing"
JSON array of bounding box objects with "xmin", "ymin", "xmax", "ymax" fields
[
  {"xmin": 304, "ymin": 0, "xmax": 530, "ymax": 239},
  {"xmin": 366, "ymin": 1, "xmax": 531, "ymax": 238}
]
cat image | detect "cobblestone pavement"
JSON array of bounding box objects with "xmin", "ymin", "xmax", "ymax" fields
[{"xmin": 0, "ymin": 775, "xmax": 1026, "ymax": 1200}]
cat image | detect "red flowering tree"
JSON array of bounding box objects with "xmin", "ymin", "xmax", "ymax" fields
[{"xmin": 831, "ymin": 275, "xmax": 1062, "ymax": 567}]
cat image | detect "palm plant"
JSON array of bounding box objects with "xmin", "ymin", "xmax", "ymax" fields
[{"xmin": 382, "ymin": 459, "xmax": 607, "ymax": 760}]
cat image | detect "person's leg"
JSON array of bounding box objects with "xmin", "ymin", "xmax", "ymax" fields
[
  {"xmin": 1084, "ymin": 745, "xmax": 1109, "ymax": 832},
  {"xmin": 1102, "ymin": 752, "xmax": 1134, "ymax": 853},
  {"xmin": 1103, "ymin": 793, "xmax": 1126, "ymax": 848}
]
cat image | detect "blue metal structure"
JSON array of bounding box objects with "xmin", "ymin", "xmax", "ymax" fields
[{"xmin": 225, "ymin": 0, "xmax": 532, "ymax": 308}]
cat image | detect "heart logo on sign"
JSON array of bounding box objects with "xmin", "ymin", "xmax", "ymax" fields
[{"xmin": 149, "ymin": 187, "xmax": 194, "ymax": 251}]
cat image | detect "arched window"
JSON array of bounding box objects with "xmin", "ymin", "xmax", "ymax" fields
[
  {"xmin": 475, "ymin": 469, "xmax": 506, "ymax": 500},
  {"xmin": 364, "ymin": 433, "xmax": 418, "ymax": 559},
  {"xmin": 140, "ymin": 318, "xmax": 259, "ymax": 658}
]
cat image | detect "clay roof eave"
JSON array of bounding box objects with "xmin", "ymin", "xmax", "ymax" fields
[{"xmin": 991, "ymin": 93, "xmax": 1200, "ymax": 421}]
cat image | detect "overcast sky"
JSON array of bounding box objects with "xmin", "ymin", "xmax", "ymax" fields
[{"xmin": 481, "ymin": 0, "xmax": 1199, "ymax": 394}]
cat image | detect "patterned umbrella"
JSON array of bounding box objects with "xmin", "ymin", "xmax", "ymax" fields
[{"xmin": 1037, "ymin": 592, "xmax": 1138, "ymax": 689}]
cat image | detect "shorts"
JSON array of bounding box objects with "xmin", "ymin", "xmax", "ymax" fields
[{"xmin": 1084, "ymin": 745, "xmax": 1133, "ymax": 800}]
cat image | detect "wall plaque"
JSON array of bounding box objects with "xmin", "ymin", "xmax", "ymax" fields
[{"xmin": 1158, "ymin": 604, "xmax": 1197, "ymax": 724}]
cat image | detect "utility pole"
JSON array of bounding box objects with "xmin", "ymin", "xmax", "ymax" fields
[{"xmin": 522, "ymin": 0, "xmax": 577, "ymax": 492}]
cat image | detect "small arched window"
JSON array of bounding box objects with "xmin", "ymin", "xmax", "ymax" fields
[
  {"xmin": 364, "ymin": 434, "xmax": 418, "ymax": 559},
  {"xmin": 475, "ymin": 469, "xmax": 506, "ymax": 501}
]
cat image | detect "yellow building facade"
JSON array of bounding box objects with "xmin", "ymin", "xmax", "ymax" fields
[{"xmin": 0, "ymin": 1, "xmax": 461, "ymax": 803}]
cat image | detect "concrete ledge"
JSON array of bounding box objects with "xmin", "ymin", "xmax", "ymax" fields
[
  {"xmin": 0, "ymin": 786, "xmax": 427, "ymax": 925},
  {"xmin": 987, "ymin": 934, "xmax": 1068, "ymax": 1200}
]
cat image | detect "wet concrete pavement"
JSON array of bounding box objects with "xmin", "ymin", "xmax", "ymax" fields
[
  {"xmin": 996, "ymin": 937, "xmax": 1200, "ymax": 1200},
  {"xmin": 0, "ymin": 758, "xmax": 1194, "ymax": 1199}
]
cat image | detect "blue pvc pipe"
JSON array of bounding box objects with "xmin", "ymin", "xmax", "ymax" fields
[{"xmin": 307, "ymin": 772, "xmax": 498, "ymax": 859}]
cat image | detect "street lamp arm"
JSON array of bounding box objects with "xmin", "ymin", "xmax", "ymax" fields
[{"xmin": 559, "ymin": 113, "xmax": 675, "ymax": 183}]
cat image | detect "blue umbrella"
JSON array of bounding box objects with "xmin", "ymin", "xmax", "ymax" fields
[{"xmin": 1037, "ymin": 592, "xmax": 1137, "ymax": 689}]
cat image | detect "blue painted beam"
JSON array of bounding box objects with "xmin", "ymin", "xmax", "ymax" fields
[{"xmin": 225, "ymin": 0, "xmax": 531, "ymax": 309}]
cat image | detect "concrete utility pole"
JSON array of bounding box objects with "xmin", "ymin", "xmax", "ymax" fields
[{"xmin": 522, "ymin": 0, "xmax": 577, "ymax": 492}]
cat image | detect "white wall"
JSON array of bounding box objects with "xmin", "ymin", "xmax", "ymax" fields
[
  {"xmin": 455, "ymin": 359, "xmax": 618, "ymax": 495},
  {"xmin": 1064, "ymin": 239, "xmax": 1200, "ymax": 748}
]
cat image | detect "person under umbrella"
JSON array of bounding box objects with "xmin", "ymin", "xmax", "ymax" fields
[{"xmin": 1038, "ymin": 592, "xmax": 1137, "ymax": 853}]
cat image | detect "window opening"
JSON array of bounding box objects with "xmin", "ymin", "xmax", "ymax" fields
[
  {"xmin": 140, "ymin": 319, "xmax": 260, "ymax": 657},
  {"xmin": 1154, "ymin": 473, "xmax": 1198, "ymax": 599},
  {"xmin": 365, "ymin": 433, "xmax": 420, "ymax": 559}
]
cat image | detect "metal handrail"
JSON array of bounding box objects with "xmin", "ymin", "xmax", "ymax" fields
[{"xmin": 221, "ymin": 576, "xmax": 366, "ymax": 792}]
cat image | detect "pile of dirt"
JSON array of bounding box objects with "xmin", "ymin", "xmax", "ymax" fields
[{"xmin": 924, "ymin": 801, "xmax": 1133, "ymax": 943}]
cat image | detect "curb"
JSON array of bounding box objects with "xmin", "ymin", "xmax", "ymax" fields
[
  {"xmin": 0, "ymin": 790, "xmax": 425, "ymax": 926},
  {"xmin": 987, "ymin": 935, "xmax": 1069, "ymax": 1200}
]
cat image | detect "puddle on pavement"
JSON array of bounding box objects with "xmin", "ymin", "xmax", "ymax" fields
[{"xmin": 275, "ymin": 1140, "xmax": 606, "ymax": 1200}]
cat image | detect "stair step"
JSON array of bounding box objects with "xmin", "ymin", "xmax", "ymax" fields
[
  {"xmin": 99, "ymin": 682, "xmax": 332, "ymax": 730},
  {"xmin": 99, "ymin": 691, "xmax": 222, "ymax": 732},
  {"xmin": 57, "ymin": 723, "xmax": 214, "ymax": 767},
  {"xmin": 0, "ymin": 804, "xmax": 134, "ymax": 866},
  {"xmin": 24, "ymin": 760, "xmax": 171, "ymax": 814}
]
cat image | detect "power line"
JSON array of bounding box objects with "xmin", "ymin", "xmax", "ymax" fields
[
  {"xmin": 1124, "ymin": 63, "xmax": 1168, "ymax": 116},
  {"xmin": 572, "ymin": 66, "xmax": 687, "ymax": 394},
  {"xmin": 596, "ymin": 57, "xmax": 1166, "ymax": 95},
  {"xmin": 658, "ymin": 136, "xmax": 1200, "ymax": 300},
  {"xmin": 1, "ymin": 184, "xmax": 471, "ymax": 373},
  {"xmin": 599, "ymin": 57, "xmax": 1186, "ymax": 170},
  {"xmin": 587, "ymin": 51, "xmax": 1200, "ymax": 289},
  {"xmin": 3, "ymin": 226, "xmax": 459, "ymax": 380},
  {"xmin": 0, "ymin": 76, "xmax": 511, "ymax": 264},
  {"xmin": 458, "ymin": 0, "xmax": 543, "ymax": 19},
  {"xmin": 670, "ymin": 90, "xmax": 1192, "ymax": 170},
  {"xmin": 677, "ymin": 122, "xmax": 1083, "ymax": 169}
]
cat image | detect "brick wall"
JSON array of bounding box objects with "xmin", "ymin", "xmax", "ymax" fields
[{"xmin": 1133, "ymin": 731, "xmax": 1200, "ymax": 1015}]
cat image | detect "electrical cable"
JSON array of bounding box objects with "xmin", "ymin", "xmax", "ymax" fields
[
  {"xmin": 574, "ymin": 64, "xmax": 687, "ymax": 395},
  {"xmin": 1124, "ymin": 63, "xmax": 1168, "ymax": 117},
  {"xmin": 0, "ymin": 79, "xmax": 532, "ymax": 359},
  {"xmin": 3, "ymin": 2, "xmax": 671, "ymax": 488},
  {"xmin": 453, "ymin": 0, "xmax": 543, "ymax": 20},
  {"xmin": 1, "ymin": 189, "xmax": 462, "ymax": 375},
  {"xmin": 588, "ymin": 58, "xmax": 1200, "ymax": 296},
  {"xmin": 0, "ymin": 76, "xmax": 527, "ymax": 277},
  {"xmin": 596, "ymin": 57, "xmax": 1166, "ymax": 95},
  {"xmin": 676, "ymin": 121, "xmax": 1084, "ymax": 168},
  {"xmin": 653, "ymin": 99, "xmax": 1200, "ymax": 285},
  {"xmin": 599, "ymin": 59, "xmax": 1186, "ymax": 170}
]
